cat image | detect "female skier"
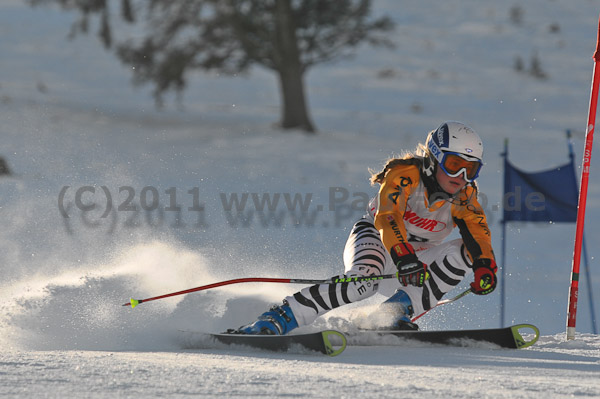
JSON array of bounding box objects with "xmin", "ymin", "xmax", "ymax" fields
[{"xmin": 234, "ymin": 121, "xmax": 497, "ymax": 335}]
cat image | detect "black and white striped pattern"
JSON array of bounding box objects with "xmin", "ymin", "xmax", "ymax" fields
[
  {"xmin": 402, "ymin": 239, "xmax": 472, "ymax": 315},
  {"xmin": 285, "ymin": 219, "xmax": 474, "ymax": 326},
  {"xmin": 420, "ymin": 254, "xmax": 467, "ymax": 311},
  {"xmin": 286, "ymin": 218, "xmax": 390, "ymax": 326},
  {"xmin": 342, "ymin": 219, "xmax": 389, "ymax": 276}
]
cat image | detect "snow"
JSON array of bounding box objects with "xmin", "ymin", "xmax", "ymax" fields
[
  {"xmin": 0, "ymin": 0, "xmax": 599, "ymax": 397},
  {"xmin": 1, "ymin": 336, "xmax": 598, "ymax": 398}
]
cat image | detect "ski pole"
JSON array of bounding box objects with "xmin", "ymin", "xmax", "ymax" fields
[
  {"xmin": 411, "ymin": 287, "xmax": 473, "ymax": 322},
  {"xmin": 567, "ymin": 13, "xmax": 600, "ymax": 340},
  {"xmin": 122, "ymin": 273, "xmax": 401, "ymax": 308}
]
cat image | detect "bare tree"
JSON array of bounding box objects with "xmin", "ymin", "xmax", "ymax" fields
[{"xmin": 29, "ymin": 0, "xmax": 395, "ymax": 133}]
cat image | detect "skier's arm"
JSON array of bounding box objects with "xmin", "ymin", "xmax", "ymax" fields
[
  {"xmin": 452, "ymin": 187, "xmax": 497, "ymax": 294},
  {"xmin": 374, "ymin": 166, "xmax": 427, "ymax": 287},
  {"xmin": 373, "ymin": 166, "xmax": 414, "ymax": 248}
]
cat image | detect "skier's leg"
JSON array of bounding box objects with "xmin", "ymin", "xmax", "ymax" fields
[
  {"xmin": 400, "ymin": 238, "xmax": 473, "ymax": 317},
  {"xmin": 235, "ymin": 218, "xmax": 386, "ymax": 334},
  {"xmin": 284, "ymin": 218, "xmax": 392, "ymax": 327}
]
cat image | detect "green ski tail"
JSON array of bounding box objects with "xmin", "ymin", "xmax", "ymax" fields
[
  {"xmin": 321, "ymin": 330, "xmax": 347, "ymax": 357},
  {"xmin": 510, "ymin": 324, "xmax": 540, "ymax": 349}
]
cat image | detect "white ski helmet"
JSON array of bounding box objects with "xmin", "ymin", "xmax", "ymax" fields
[{"xmin": 423, "ymin": 121, "xmax": 484, "ymax": 182}]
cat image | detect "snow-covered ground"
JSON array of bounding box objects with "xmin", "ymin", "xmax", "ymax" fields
[
  {"xmin": 0, "ymin": 0, "xmax": 599, "ymax": 397},
  {"xmin": 1, "ymin": 334, "xmax": 599, "ymax": 399}
]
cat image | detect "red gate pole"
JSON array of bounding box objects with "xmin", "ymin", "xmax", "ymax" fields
[{"xmin": 567, "ymin": 13, "xmax": 600, "ymax": 340}]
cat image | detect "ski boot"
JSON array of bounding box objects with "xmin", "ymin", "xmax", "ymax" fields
[
  {"xmin": 378, "ymin": 289, "xmax": 419, "ymax": 331},
  {"xmin": 232, "ymin": 301, "xmax": 299, "ymax": 335}
]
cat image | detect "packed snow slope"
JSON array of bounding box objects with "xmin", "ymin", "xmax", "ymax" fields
[{"xmin": 0, "ymin": 0, "xmax": 599, "ymax": 398}]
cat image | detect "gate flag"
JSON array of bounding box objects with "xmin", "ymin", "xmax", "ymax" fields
[{"xmin": 503, "ymin": 158, "xmax": 578, "ymax": 223}]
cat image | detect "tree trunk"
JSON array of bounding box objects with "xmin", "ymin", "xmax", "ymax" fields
[
  {"xmin": 274, "ymin": 0, "xmax": 316, "ymax": 133},
  {"xmin": 276, "ymin": 67, "xmax": 315, "ymax": 133}
]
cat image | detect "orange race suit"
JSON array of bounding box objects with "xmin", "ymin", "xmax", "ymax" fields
[{"xmin": 367, "ymin": 162, "xmax": 495, "ymax": 264}]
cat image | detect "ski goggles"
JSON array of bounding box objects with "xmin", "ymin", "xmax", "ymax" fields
[{"xmin": 438, "ymin": 152, "xmax": 482, "ymax": 182}]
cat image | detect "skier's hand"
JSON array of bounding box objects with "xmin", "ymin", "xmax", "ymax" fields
[
  {"xmin": 470, "ymin": 258, "xmax": 497, "ymax": 295},
  {"xmin": 391, "ymin": 243, "xmax": 428, "ymax": 287}
]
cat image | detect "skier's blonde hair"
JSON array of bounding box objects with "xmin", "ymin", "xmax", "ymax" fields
[{"xmin": 369, "ymin": 143, "xmax": 428, "ymax": 185}]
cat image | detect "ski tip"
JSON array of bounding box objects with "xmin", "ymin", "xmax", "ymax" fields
[
  {"xmin": 510, "ymin": 324, "xmax": 540, "ymax": 349},
  {"xmin": 321, "ymin": 330, "xmax": 347, "ymax": 357},
  {"xmin": 129, "ymin": 298, "xmax": 140, "ymax": 309}
]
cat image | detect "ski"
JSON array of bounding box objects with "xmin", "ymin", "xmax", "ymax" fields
[
  {"xmin": 182, "ymin": 330, "xmax": 347, "ymax": 356},
  {"xmin": 181, "ymin": 324, "xmax": 538, "ymax": 356},
  {"xmin": 348, "ymin": 324, "xmax": 540, "ymax": 349}
]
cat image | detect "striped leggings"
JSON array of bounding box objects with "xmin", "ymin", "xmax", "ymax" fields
[{"xmin": 285, "ymin": 218, "xmax": 474, "ymax": 327}]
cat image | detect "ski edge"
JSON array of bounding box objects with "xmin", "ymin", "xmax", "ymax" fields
[{"xmin": 510, "ymin": 324, "xmax": 540, "ymax": 349}]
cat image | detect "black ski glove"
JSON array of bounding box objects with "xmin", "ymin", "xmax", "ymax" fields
[
  {"xmin": 470, "ymin": 258, "xmax": 498, "ymax": 295},
  {"xmin": 390, "ymin": 243, "xmax": 428, "ymax": 287}
]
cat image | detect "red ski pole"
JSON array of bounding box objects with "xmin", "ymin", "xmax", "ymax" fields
[
  {"xmin": 566, "ymin": 13, "xmax": 600, "ymax": 340},
  {"xmin": 122, "ymin": 273, "xmax": 400, "ymax": 308}
]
